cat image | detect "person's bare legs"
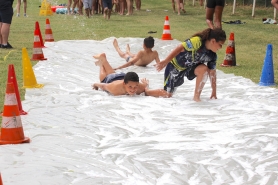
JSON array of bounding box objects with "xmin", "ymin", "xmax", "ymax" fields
[
  {"xmin": 214, "ymin": 6, "xmax": 224, "ymax": 28},
  {"xmin": 199, "ymin": 0, "xmax": 203, "ymax": 6},
  {"xmin": 135, "ymin": 0, "xmax": 141, "ymax": 10},
  {"xmin": 103, "ymin": 7, "xmax": 108, "ymax": 19},
  {"xmin": 94, "ymin": 53, "xmax": 116, "ymax": 82},
  {"xmin": 171, "ymin": 0, "xmax": 176, "ymax": 12},
  {"xmin": 108, "ymin": 9, "xmax": 112, "ymax": 19},
  {"xmin": 23, "ymin": 0, "xmax": 27, "ymax": 16},
  {"xmin": 67, "ymin": 0, "xmax": 73, "ymax": 14},
  {"xmin": 126, "ymin": 0, "xmax": 133, "ymax": 15},
  {"xmin": 16, "ymin": 0, "xmax": 21, "ymax": 16},
  {"xmin": 271, "ymin": 0, "xmax": 278, "ymax": 10},
  {"xmin": 119, "ymin": 0, "xmax": 124, "ymax": 15},
  {"xmin": 126, "ymin": 44, "xmax": 136, "ymax": 57},
  {"xmin": 72, "ymin": 0, "xmax": 79, "ymax": 14},
  {"xmin": 179, "ymin": 0, "xmax": 186, "ymax": 13},
  {"xmin": 175, "ymin": 0, "xmax": 181, "ymax": 15},
  {"xmin": 0, "ymin": 23, "xmax": 11, "ymax": 45},
  {"xmin": 206, "ymin": 7, "xmax": 215, "ymax": 29},
  {"xmin": 193, "ymin": 64, "xmax": 209, "ymax": 102},
  {"xmin": 113, "ymin": 39, "xmax": 130, "ymax": 59}
]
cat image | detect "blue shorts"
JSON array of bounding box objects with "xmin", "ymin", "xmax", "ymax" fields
[
  {"xmin": 0, "ymin": 7, "xmax": 13, "ymax": 24},
  {"xmin": 102, "ymin": 0, "xmax": 112, "ymax": 9},
  {"xmin": 101, "ymin": 72, "xmax": 125, "ymax": 83}
]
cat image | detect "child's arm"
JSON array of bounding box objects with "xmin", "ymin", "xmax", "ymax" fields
[
  {"xmin": 208, "ymin": 69, "xmax": 217, "ymax": 99},
  {"xmin": 92, "ymin": 83, "xmax": 108, "ymax": 91},
  {"xmin": 114, "ymin": 51, "xmax": 143, "ymax": 70},
  {"xmin": 156, "ymin": 44, "xmax": 184, "ymax": 71},
  {"xmin": 154, "ymin": 51, "xmax": 161, "ymax": 64}
]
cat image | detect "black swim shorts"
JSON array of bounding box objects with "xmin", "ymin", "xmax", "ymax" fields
[
  {"xmin": 101, "ymin": 72, "xmax": 125, "ymax": 84},
  {"xmin": 206, "ymin": 0, "xmax": 225, "ymax": 8},
  {"xmin": 0, "ymin": 7, "xmax": 13, "ymax": 24}
]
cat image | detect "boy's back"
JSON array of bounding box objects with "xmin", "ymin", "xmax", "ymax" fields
[{"xmin": 131, "ymin": 49, "xmax": 159, "ymax": 66}]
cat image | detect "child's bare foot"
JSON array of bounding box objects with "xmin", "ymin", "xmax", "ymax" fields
[
  {"xmin": 193, "ymin": 96, "xmax": 201, "ymax": 102},
  {"xmin": 94, "ymin": 60, "xmax": 102, "ymax": 66},
  {"xmin": 113, "ymin": 39, "xmax": 119, "ymax": 49},
  {"xmin": 93, "ymin": 53, "xmax": 106, "ymax": 60},
  {"xmin": 182, "ymin": 9, "xmax": 186, "ymax": 13}
]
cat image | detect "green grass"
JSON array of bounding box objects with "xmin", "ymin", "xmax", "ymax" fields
[{"xmin": 0, "ymin": 0, "xmax": 278, "ymax": 118}]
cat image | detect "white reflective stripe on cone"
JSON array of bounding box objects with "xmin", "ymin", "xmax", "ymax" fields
[
  {"xmin": 45, "ymin": 34, "xmax": 53, "ymax": 39},
  {"xmin": 164, "ymin": 21, "xmax": 169, "ymax": 25},
  {"xmin": 163, "ymin": 30, "xmax": 171, "ymax": 34},
  {"xmin": 4, "ymin": 93, "xmax": 18, "ymax": 105},
  {"xmin": 33, "ymin": 48, "xmax": 43, "ymax": 54},
  {"xmin": 46, "ymin": 24, "xmax": 51, "ymax": 29},
  {"xmin": 2, "ymin": 116, "xmax": 23, "ymax": 128},
  {"xmin": 34, "ymin": 35, "xmax": 40, "ymax": 42}
]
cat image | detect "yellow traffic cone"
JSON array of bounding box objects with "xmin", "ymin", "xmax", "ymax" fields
[{"xmin": 22, "ymin": 48, "xmax": 44, "ymax": 88}]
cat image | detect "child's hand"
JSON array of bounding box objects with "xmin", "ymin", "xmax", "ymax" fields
[
  {"xmin": 92, "ymin": 84, "xmax": 98, "ymax": 90},
  {"xmin": 156, "ymin": 61, "xmax": 167, "ymax": 72},
  {"xmin": 141, "ymin": 78, "xmax": 149, "ymax": 89}
]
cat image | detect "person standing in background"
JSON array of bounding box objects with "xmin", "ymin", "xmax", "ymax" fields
[
  {"xmin": 171, "ymin": 0, "xmax": 186, "ymax": 15},
  {"xmin": 206, "ymin": 0, "xmax": 225, "ymax": 29},
  {"xmin": 0, "ymin": 0, "xmax": 14, "ymax": 48},
  {"xmin": 16, "ymin": 0, "xmax": 27, "ymax": 17}
]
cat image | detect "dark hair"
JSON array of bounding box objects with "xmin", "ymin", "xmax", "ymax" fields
[
  {"xmin": 124, "ymin": 72, "xmax": 139, "ymax": 83},
  {"xmin": 144, "ymin": 36, "xmax": 154, "ymax": 48},
  {"xmin": 192, "ymin": 28, "xmax": 226, "ymax": 42}
]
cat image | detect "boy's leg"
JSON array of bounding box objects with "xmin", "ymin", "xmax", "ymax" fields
[
  {"xmin": 113, "ymin": 39, "xmax": 130, "ymax": 59},
  {"xmin": 119, "ymin": 0, "xmax": 124, "ymax": 15},
  {"xmin": 179, "ymin": 0, "xmax": 186, "ymax": 13},
  {"xmin": 126, "ymin": 44, "xmax": 136, "ymax": 57},
  {"xmin": 16, "ymin": 0, "xmax": 21, "ymax": 16},
  {"xmin": 175, "ymin": 0, "xmax": 180, "ymax": 15},
  {"xmin": 171, "ymin": 0, "xmax": 175, "ymax": 12},
  {"xmin": 206, "ymin": 8, "xmax": 215, "ymax": 29},
  {"xmin": 23, "ymin": 0, "xmax": 27, "ymax": 15},
  {"xmin": 214, "ymin": 6, "xmax": 224, "ymax": 28},
  {"xmin": 93, "ymin": 53, "xmax": 116, "ymax": 82},
  {"xmin": 272, "ymin": 0, "xmax": 278, "ymax": 10},
  {"xmin": 67, "ymin": 0, "xmax": 73, "ymax": 14},
  {"xmin": 193, "ymin": 64, "xmax": 209, "ymax": 102}
]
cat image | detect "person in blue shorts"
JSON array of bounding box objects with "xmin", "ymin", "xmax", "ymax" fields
[
  {"xmin": 0, "ymin": 0, "xmax": 14, "ymax": 49},
  {"xmin": 92, "ymin": 53, "xmax": 149, "ymax": 96},
  {"xmin": 144, "ymin": 28, "xmax": 226, "ymax": 102},
  {"xmin": 206, "ymin": 0, "xmax": 225, "ymax": 29}
]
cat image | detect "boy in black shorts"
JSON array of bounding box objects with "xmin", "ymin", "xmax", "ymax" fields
[{"xmin": 92, "ymin": 53, "xmax": 149, "ymax": 96}]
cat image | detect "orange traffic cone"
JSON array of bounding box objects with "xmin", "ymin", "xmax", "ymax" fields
[
  {"xmin": 35, "ymin": 21, "xmax": 46, "ymax": 48},
  {"xmin": 221, "ymin": 32, "xmax": 236, "ymax": 67},
  {"xmin": 32, "ymin": 26, "xmax": 47, "ymax": 61},
  {"xmin": 0, "ymin": 82, "xmax": 30, "ymax": 145},
  {"xmin": 45, "ymin": 18, "xmax": 54, "ymax": 42},
  {"xmin": 0, "ymin": 173, "xmax": 3, "ymax": 185},
  {"xmin": 161, "ymin": 16, "xmax": 173, "ymax": 40},
  {"xmin": 7, "ymin": 64, "xmax": 27, "ymax": 115}
]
